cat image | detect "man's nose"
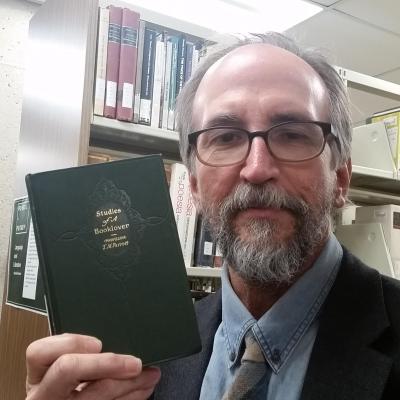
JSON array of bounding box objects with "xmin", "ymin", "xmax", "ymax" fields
[{"xmin": 239, "ymin": 137, "xmax": 280, "ymax": 184}]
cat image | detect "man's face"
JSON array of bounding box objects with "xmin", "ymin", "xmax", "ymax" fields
[{"xmin": 189, "ymin": 44, "xmax": 350, "ymax": 284}]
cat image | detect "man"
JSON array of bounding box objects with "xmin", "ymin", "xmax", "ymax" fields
[{"xmin": 26, "ymin": 33, "xmax": 400, "ymax": 400}]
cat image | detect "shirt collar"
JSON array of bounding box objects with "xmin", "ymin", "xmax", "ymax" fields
[{"xmin": 221, "ymin": 234, "xmax": 343, "ymax": 373}]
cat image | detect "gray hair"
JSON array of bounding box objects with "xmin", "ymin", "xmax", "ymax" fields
[{"xmin": 175, "ymin": 32, "xmax": 352, "ymax": 173}]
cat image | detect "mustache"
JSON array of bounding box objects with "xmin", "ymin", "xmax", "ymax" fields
[{"xmin": 218, "ymin": 183, "xmax": 310, "ymax": 218}]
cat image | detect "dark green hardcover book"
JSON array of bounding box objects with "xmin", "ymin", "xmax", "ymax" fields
[{"xmin": 25, "ymin": 155, "xmax": 201, "ymax": 366}]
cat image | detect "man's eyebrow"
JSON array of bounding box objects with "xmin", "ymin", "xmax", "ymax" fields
[
  {"xmin": 203, "ymin": 114, "xmax": 242, "ymax": 128},
  {"xmin": 269, "ymin": 112, "xmax": 315, "ymax": 125}
]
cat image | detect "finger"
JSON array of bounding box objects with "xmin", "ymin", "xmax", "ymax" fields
[
  {"xmin": 33, "ymin": 352, "xmax": 143, "ymax": 400},
  {"xmin": 74, "ymin": 367, "xmax": 161, "ymax": 400},
  {"xmin": 116, "ymin": 387, "xmax": 156, "ymax": 400},
  {"xmin": 26, "ymin": 333, "xmax": 102, "ymax": 386}
]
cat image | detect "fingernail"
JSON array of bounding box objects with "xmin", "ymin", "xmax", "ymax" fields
[{"xmin": 125, "ymin": 356, "xmax": 142, "ymax": 372}]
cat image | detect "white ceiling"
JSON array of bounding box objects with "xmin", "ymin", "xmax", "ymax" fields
[
  {"xmin": 287, "ymin": 0, "xmax": 400, "ymax": 82},
  {"xmin": 286, "ymin": 0, "xmax": 400, "ymax": 122}
]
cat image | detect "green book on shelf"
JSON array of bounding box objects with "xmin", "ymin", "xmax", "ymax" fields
[{"xmin": 25, "ymin": 155, "xmax": 201, "ymax": 366}]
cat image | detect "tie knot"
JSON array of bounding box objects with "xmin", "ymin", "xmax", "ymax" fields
[{"xmin": 242, "ymin": 331, "xmax": 265, "ymax": 363}]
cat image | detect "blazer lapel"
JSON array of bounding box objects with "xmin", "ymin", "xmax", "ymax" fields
[
  {"xmin": 153, "ymin": 290, "xmax": 222, "ymax": 399},
  {"xmin": 301, "ymin": 250, "xmax": 393, "ymax": 400}
]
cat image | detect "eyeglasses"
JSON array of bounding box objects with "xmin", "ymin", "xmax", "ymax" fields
[{"xmin": 188, "ymin": 121, "xmax": 339, "ymax": 167}]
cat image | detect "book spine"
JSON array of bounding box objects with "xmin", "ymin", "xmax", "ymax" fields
[
  {"xmin": 169, "ymin": 163, "xmax": 190, "ymax": 252},
  {"xmin": 175, "ymin": 35, "xmax": 187, "ymax": 97},
  {"xmin": 139, "ymin": 28, "xmax": 157, "ymax": 125},
  {"xmin": 25, "ymin": 176, "xmax": 58, "ymax": 333},
  {"xmin": 116, "ymin": 8, "xmax": 140, "ymax": 121},
  {"xmin": 133, "ymin": 20, "xmax": 146, "ymax": 124},
  {"xmin": 150, "ymin": 34, "xmax": 166, "ymax": 129},
  {"xmin": 193, "ymin": 217, "xmax": 215, "ymax": 267},
  {"xmin": 167, "ymin": 36, "xmax": 179, "ymax": 130},
  {"xmin": 191, "ymin": 47, "xmax": 200, "ymax": 74},
  {"xmin": 182, "ymin": 193, "xmax": 197, "ymax": 267},
  {"xmin": 104, "ymin": 5, "xmax": 123, "ymax": 119},
  {"xmin": 184, "ymin": 41, "xmax": 194, "ymax": 83},
  {"xmin": 93, "ymin": 7, "xmax": 109, "ymax": 116},
  {"xmin": 161, "ymin": 39, "xmax": 173, "ymax": 130}
]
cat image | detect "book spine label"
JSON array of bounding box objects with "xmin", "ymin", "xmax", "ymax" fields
[
  {"xmin": 94, "ymin": 7, "xmax": 109, "ymax": 116},
  {"xmin": 104, "ymin": 6, "xmax": 123, "ymax": 119},
  {"xmin": 116, "ymin": 8, "xmax": 140, "ymax": 121},
  {"xmin": 139, "ymin": 28, "xmax": 157, "ymax": 125},
  {"xmin": 175, "ymin": 35, "xmax": 186, "ymax": 96}
]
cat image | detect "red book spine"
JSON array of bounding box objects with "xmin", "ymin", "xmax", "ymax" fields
[
  {"xmin": 104, "ymin": 6, "xmax": 123, "ymax": 119},
  {"xmin": 116, "ymin": 8, "xmax": 140, "ymax": 121}
]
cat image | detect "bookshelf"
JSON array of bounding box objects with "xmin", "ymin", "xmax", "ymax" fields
[{"xmin": 1, "ymin": 0, "xmax": 400, "ymax": 397}]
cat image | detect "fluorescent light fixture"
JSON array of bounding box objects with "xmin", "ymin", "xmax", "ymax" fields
[{"xmin": 122, "ymin": 0, "xmax": 322, "ymax": 33}]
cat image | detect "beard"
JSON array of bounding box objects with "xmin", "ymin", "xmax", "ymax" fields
[{"xmin": 200, "ymin": 182, "xmax": 335, "ymax": 285}]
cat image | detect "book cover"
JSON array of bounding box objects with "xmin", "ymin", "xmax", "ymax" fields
[
  {"xmin": 25, "ymin": 156, "xmax": 201, "ymax": 366},
  {"xmin": 104, "ymin": 5, "xmax": 123, "ymax": 119},
  {"xmin": 139, "ymin": 28, "xmax": 157, "ymax": 125},
  {"xmin": 116, "ymin": 8, "xmax": 140, "ymax": 122},
  {"xmin": 93, "ymin": 7, "xmax": 109, "ymax": 116},
  {"xmin": 133, "ymin": 19, "xmax": 146, "ymax": 124}
]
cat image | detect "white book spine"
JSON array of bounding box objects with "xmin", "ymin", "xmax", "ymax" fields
[
  {"xmin": 94, "ymin": 7, "xmax": 109, "ymax": 116},
  {"xmin": 162, "ymin": 40, "xmax": 173, "ymax": 130},
  {"xmin": 169, "ymin": 163, "xmax": 190, "ymax": 254},
  {"xmin": 151, "ymin": 38, "xmax": 166, "ymax": 128},
  {"xmin": 182, "ymin": 193, "xmax": 197, "ymax": 267}
]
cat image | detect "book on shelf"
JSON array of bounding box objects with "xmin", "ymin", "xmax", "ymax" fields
[
  {"xmin": 25, "ymin": 155, "xmax": 201, "ymax": 366},
  {"xmin": 132, "ymin": 19, "xmax": 146, "ymax": 124},
  {"xmin": 93, "ymin": 7, "xmax": 109, "ymax": 116},
  {"xmin": 193, "ymin": 217, "xmax": 215, "ymax": 268},
  {"xmin": 138, "ymin": 28, "xmax": 157, "ymax": 125},
  {"xmin": 161, "ymin": 36, "xmax": 173, "ymax": 130},
  {"xmin": 368, "ymin": 107, "xmax": 400, "ymax": 177},
  {"xmin": 175, "ymin": 35, "xmax": 187, "ymax": 97},
  {"xmin": 150, "ymin": 32, "xmax": 166, "ymax": 129},
  {"xmin": 167, "ymin": 35, "xmax": 179, "ymax": 130},
  {"xmin": 104, "ymin": 5, "xmax": 123, "ymax": 119},
  {"xmin": 116, "ymin": 8, "xmax": 140, "ymax": 121},
  {"xmin": 93, "ymin": 5, "xmax": 207, "ymax": 129}
]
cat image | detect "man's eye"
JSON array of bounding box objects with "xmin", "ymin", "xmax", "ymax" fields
[
  {"xmin": 279, "ymin": 131, "xmax": 311, "ymax": 143},
  {"xmin": 213, "ymin": 131, "xmax": 243, "ymax": 145}
]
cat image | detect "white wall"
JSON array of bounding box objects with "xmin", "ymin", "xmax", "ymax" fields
[{"xmin": 0, "ymin": 0, "xmax": 39, "ymax": 315}]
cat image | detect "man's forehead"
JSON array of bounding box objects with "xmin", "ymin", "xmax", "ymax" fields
[
  {"xmin": 192, "ymin": 43, "xmax": 329, "ymax": 127},
  {"xmin": 202, "ymin": 43, "xmax": 318, "ymax": 83}
]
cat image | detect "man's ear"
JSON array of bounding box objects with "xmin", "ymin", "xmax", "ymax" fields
[
  {"xmin": 334, "ymin": 158, "xmax": 352, "ymax": 208},
  {"xmin": 189, "ymin": 172, "xmax": 201, "ymax": 210}
]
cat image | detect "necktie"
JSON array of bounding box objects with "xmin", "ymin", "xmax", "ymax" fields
[{"xmin": 222, "ymin": 331, "xmax": 271, "ymax": 399}]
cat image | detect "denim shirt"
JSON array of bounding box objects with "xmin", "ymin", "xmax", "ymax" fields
[{"xmin": 199, "ymin": 235, "xmax": 343, "ymax": 400}]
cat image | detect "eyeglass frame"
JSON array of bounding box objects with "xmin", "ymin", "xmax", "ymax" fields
[{"xmin": 188, "ymin": 120, "xmax": 341, "ymax": 167}]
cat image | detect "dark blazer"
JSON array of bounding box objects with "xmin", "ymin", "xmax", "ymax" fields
[{"xmin": 153, "ymin": 248, "xmax": 400, "ymax": 399}]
